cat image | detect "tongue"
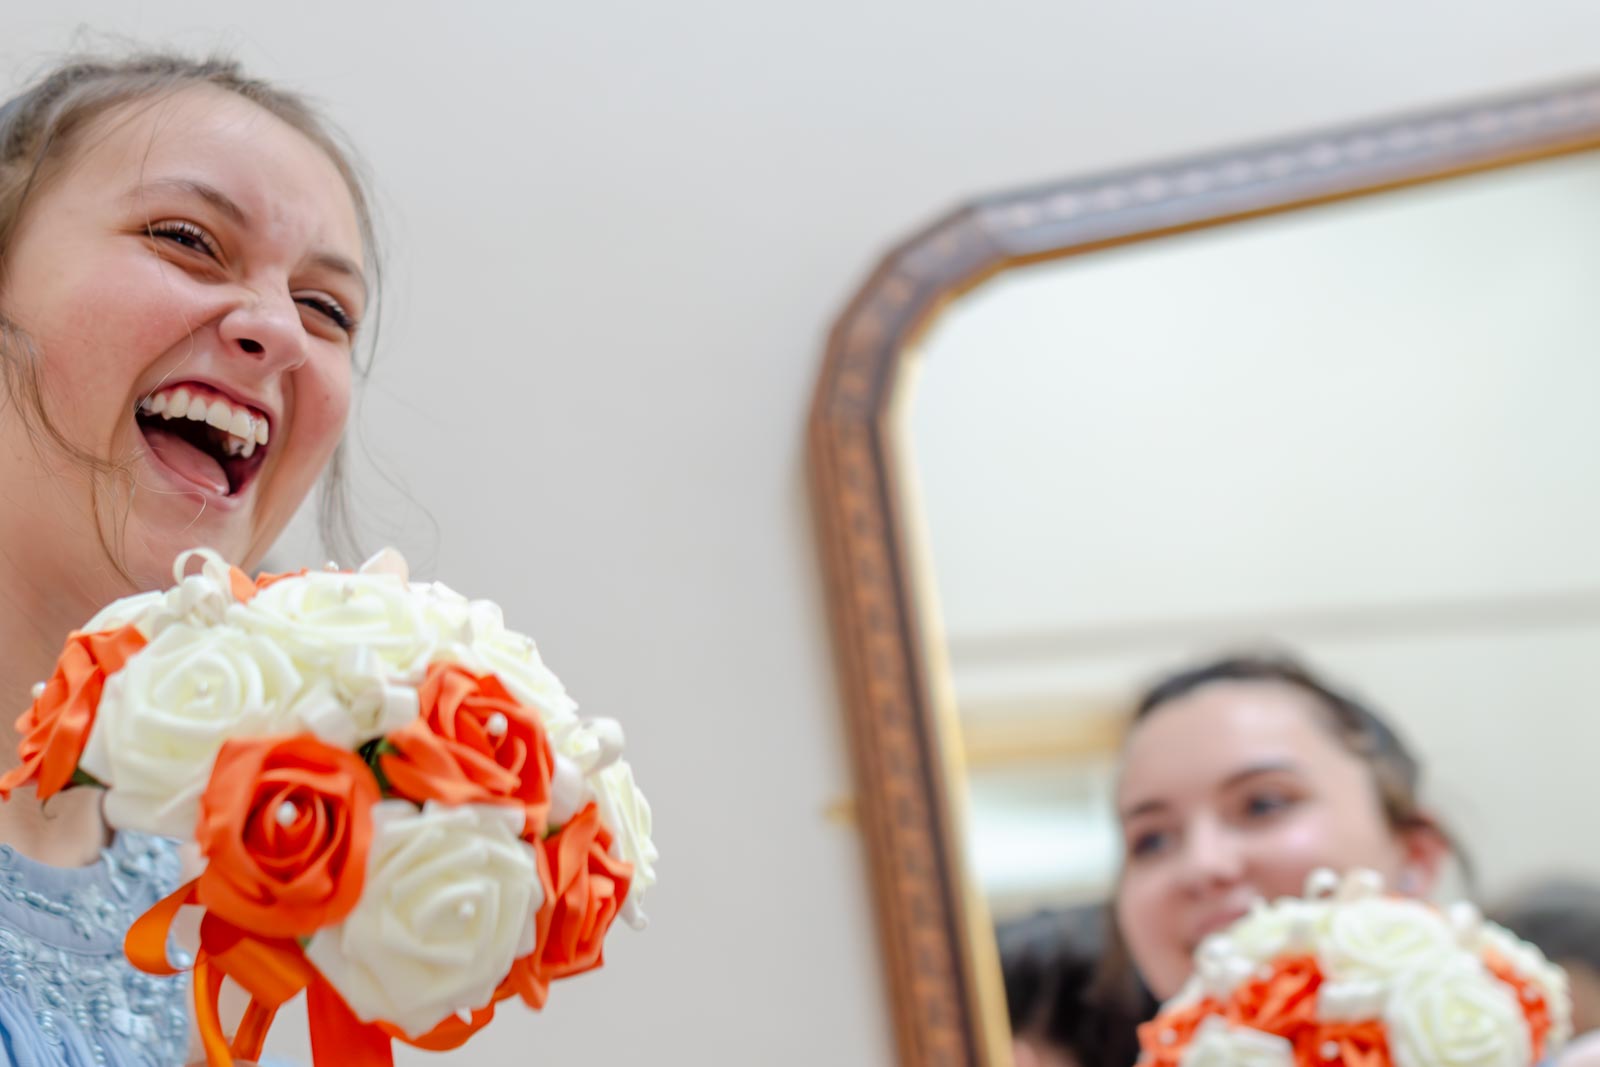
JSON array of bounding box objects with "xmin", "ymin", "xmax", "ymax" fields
[{"xmin": 142, "ymin": 426, "xmax": 229, "ymax": 495}]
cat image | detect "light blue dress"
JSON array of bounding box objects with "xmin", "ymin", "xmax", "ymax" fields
[{"xmin": 0, "ymin": 833, "xmax": 190, "ymax": 1066}]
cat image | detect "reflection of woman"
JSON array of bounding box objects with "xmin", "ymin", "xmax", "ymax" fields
[
  {"xmin": 0, "ymin": 53, "xmax": 374, "ymax": 1064},
  {"xmin": 1108, "ymin": 654, "xmax": 1455, "ymax": 1035}
]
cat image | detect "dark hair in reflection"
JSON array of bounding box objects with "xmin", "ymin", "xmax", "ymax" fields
[
  {"xmin": 1491, "ymin": 879, "xmax": 1600, "ymax": 975},
  {"xmin": 999, "ymin": 904, "xmax": 1146, "ymax": 1067},
  {"xmin": 1093, "ymin": 651, "xmax": 1472, "ymax": 1060}
]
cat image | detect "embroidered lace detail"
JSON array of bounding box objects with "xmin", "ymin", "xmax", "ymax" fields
[{"xmin": 0, "ymin": 832, "xmax": 190, "ymax": 1065}]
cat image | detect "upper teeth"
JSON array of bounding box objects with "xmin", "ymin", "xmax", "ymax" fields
[{"xmin": 138, "ymin": 386, "xmax": 269, "ymax": 458}]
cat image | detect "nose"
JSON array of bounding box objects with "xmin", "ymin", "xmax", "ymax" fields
[
  {"xmin": 218, "ymin": 288, "xmax": 308, "ymax": 374},
  {"xmin": 1174, "ymin": 815, "xmax": 1246, "ymax": 894}
]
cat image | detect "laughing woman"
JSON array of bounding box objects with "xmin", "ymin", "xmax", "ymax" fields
[{"xmin": 0, "ymin": 53, "xmax": 376, "ymax": 1065}]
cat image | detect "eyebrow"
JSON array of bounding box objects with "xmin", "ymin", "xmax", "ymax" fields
[
  {"xmin": 128, "ymin": 177, "xmax": 246, "ymax": 225},
  {"xmin": 310, "ymin": 251, "xmax": 369, "ymax": 305},
  {"xmin": 126, "ymin": 177, "xmax": 369, "ymax": 304},
  {"xmin": 1119, "ymin": 760, "xmax": 1302, "ymax": 822}
]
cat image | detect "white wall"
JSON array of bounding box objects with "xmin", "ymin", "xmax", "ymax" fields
[
  {"xmin": 914, "ymin": 154, "xmax": 1600, "ymax": 637},
  {"xmin": 7, "ymin": 3, "xmax": 1600, "ymax": 1063}
]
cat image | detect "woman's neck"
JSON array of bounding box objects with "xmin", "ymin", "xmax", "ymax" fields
[{"xmin": 0, "ymin": 551, "xmax": 111, "ymax": 730}]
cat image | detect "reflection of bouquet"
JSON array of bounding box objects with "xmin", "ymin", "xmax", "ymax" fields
[
  {"xmin": 0, "ymin": 548, "xmax": 657, "ymax": 1067},
  {"xmin": 1138, "ymin": 870, "xmax": 1570, "ymax": 1067}
]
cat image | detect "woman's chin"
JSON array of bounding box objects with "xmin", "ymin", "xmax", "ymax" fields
[
  {"xmin": 123, "ymin": 517, "xmax": 259, "ymax": 588},
  {"xmin": 1144, "ymin": 957, "xmax": 1191, "ymax": 1003}
]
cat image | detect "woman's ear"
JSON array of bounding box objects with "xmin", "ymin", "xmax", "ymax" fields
[{"xmin": 1396, "ymin": 819, "xmax": 1451, "ymax": 897}]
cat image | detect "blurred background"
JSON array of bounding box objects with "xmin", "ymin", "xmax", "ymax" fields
[{"xmin": 8, "ymin": 3, "xmax": 1600, "ymax": 1063}]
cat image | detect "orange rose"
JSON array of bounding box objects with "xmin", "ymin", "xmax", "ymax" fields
[
  {"xmin": 0, "ymin": 626, "xmax": 146, "ymax": 801},
  {"xmin": 1294, "ymin": 1020, "xmax": 1393, "ymax": 1067},
  {"xmin": 195, "ymin": 733, "xmax": 380, "ymax": 940},
  {"xmin": 1224, "ymin": 955, "xmax": 1322, "ymax": 1038},
  {"xmin": 380, "ymin": 663, "xmax": 555, "ymax": 834},
  {"xmin": 1484, "ymin": 949, "xmax": 1554, "ymax": 1060},
  {"xmin": 498, "ymin": 803, "xmax": 632, "ymax": 1010}
]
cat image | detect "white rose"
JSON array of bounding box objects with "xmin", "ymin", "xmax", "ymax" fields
[
  {"xmin": 1318, "ymin": 896, "xmax": 1459, "ymax": 985},
  {"xmin": 305, "ymin": 802, "xmax": 541, "ymax": 1038},
  {"xmin": 1475, "ymin": 922, "xmax": 1574, "ymax": 1049},
  {"xmin": 1193, "ymin": 935, "xmax": 1260, "ymax": 998},
  {"xmin": 551, "ymin": 717, "xmax": 625, "ymax": 774},
  {"xmin": 444, "ymin": 600, "xmax": 578, "ymax": 725},
  {"xmin": 405, "ymin": 580, "xmax": 576, "ymax": 726},
  {"xmin": 590, "ymin": 760, "xmax": 657, "ymax": 929},
  {"xmin": 545, "ymin": 718, "xmax": 627, "ymax": 826},
  {"xmin": 287, "ymin": 646, "xmax": 420, "ymax": 749},
  {"xmin": 1227, "ymin": 897, "xmax": 1331, "ymax": 965},
  {"xmin": 79, "ymin": 623, "xmax": 303, "ymax": 837},
  {"xmin": 1177, "ymin": 1018, "xmax": 1295, "ymax": 1067},
  {"xmin": 408, "ymin": 581, "xmax": 476, "ymax": 645},
  {"xmin": 1318, "ymin": 978, "xmax": 1389, "ymax": 1022},
  {"xmin": 231, "ymin": 569, "xmax": 437, "ymax": 685},
  {"xmin": 1386, "ymin": 957, "xmax": 1531, "ymax": 1067}
]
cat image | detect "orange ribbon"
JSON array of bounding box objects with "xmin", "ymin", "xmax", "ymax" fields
[
  {"xmin": 380, "ymin": 1002, "xmax": 498, "ymax": 1050},
  {"xmin": 126, "ymin": 878, "xmax": 400, "ymax": 1066},
  {"xmin": 227, "ymin": 568, "xmax": 258, "ymax": 604}
]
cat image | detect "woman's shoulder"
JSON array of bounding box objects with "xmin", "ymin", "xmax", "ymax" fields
[
  {"xmin": 1558, "ymin": 1033, "xmax": 1600, "ymax": 1066},
  {"xmin": 104, "ymin": 829, "xmax": 186, "ymax": 903},
  {"xmin": 0, "ymin": 829, "xmax": 183, "ymax": 948},
  {"xmin": 0, "ymin": 831, "xmax": 191, "ymax": 1064}
]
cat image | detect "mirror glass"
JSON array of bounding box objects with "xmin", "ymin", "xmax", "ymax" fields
[{"xmin": 901, "ymin": 148, "xmax": 1600, "ymax": 938}]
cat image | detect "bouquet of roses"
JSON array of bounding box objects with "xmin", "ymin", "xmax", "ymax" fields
[
  {"xmin": 0, "ymin": 547, "xmax": 656, "ymax": 1066},
  {"xmin": 1137, "ymin": 869, "xmax": 1570, "ymax": 1067}
]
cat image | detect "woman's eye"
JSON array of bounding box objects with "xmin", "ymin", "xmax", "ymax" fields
[
  {"xmin": 294, "ymin": 294, "xmax": 356, "ymax": 333},
  {"xmin": 1242, "ymin": 792, "xmax": 1294, "ymax": 819},
  {"xmin": 1127, "ymin": 828, "xmax": 1172, "ymax": 859},
  {"xmin": 147, "ymin": 220, "xmax": 221, "ymax": 259}
]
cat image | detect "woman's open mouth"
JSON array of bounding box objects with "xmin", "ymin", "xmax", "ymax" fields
[{"xmin": 135, "ymin": 383, "xmax": 271, "ymax": 497}]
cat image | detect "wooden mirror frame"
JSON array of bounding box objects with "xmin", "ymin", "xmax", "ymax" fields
[{"xmin": 807, "ymin": 77, "xmax": 1600, "ymax": 1067}]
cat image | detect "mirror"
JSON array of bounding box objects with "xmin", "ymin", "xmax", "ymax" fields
[
  {"xmin": 811, "ymin": 78, "xmax": 1600, "ymax": 1066},
  {"xmin": 908, "ymin": 147, "xmax": 1600, "ymax": 919}
]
